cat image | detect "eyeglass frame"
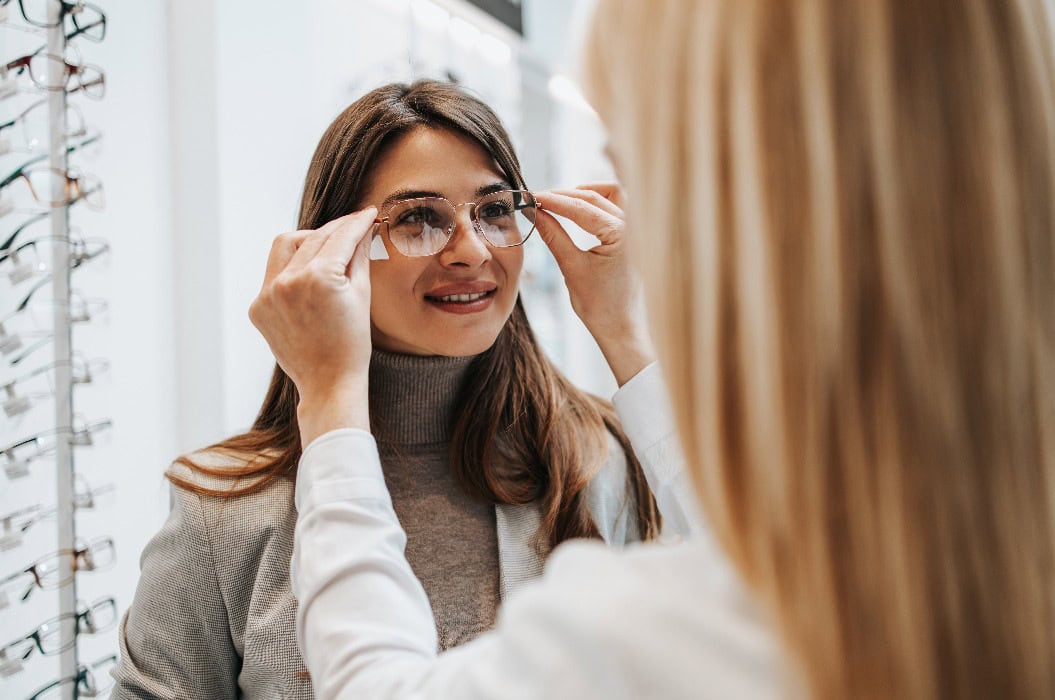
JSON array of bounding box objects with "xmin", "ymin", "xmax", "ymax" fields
[
  {"xmin": 371, "ymin": 189, "xmax": 540, "ymax": 257},
  {"xmin": 1, "ymin": 417, "xmax": 113, "ymax": 477},
  {"xmin": 1, "ymin": 49, "xmax": 103, "ymax": 96},
  {"xmin": 0, "ymin": 596, "xmax": 118, "ymax": 665},
  {"xmin": 0, "ymin": 99, "xmax": 88, "ymax": 153},
  {"xmin": 0, "ymin": 480, "xmax": 114, "ymax": 552},
  {"xmin": 0, "ymin": 535, "xmax": 115, "ymax": 604},
  {"xmin": 27, "ymin": 653, "xmax": 117, "ymax": 700},
  {"xmin": 0, "ymin": 134, "xmax": 105, "ymax": 207},
  {"xmin": 0, "ymin": 0, "xmax": 83, "ymax": 29}
]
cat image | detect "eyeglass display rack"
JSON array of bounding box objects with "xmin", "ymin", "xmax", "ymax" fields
[{"xmin": 1, "ymin": 2, "xmax": 110, "ymax": 699}]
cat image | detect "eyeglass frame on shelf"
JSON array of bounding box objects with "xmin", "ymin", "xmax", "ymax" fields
[
  {"xmin": 0, "ymin": 134, "xmax": 105, "ymax": 210},
  {"xmin": 26, "ymin": 653, "xmax": 118, "ymax": 700},
  {"xmin": 1, "ymin": 48, "xmax": 104, "ymax": 98},
  {"xmin": 0, "ymin": 596, "xmax": 118, "ymax": 672},
  {"xmin": 0, "ymin": 0, "xmax": 90, "ymax": 30},
  {"xmin": 1, "ymin": 417, "xmax": 113, "ymax": 478},
  {"xmin": 0, "ymin": 99, "xmax": 88, "ymax": 156},
  {"xmin": 1, "ymin": 291, "xmax": 109, "ymax": 367},
  {"xmin": 0, "ymin": 535, "xmax": 116, "ymax": 605}
]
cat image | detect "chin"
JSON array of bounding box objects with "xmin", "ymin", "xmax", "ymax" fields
[
  {"xmin": 429, "ymin": 331, "xmax": 502, "ymax": 357},
  {"xmin": 372, "ymin": 323, "xmax": 504, "ymax": 357}
]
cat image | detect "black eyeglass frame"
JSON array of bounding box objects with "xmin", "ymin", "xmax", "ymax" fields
[
  {"xmin": 26, "ymin": 653, "xmax": 117, "ymax": 700},
  {"xmin": 0, "ymin": 596, "xmax": 117, "ymax": 664}
]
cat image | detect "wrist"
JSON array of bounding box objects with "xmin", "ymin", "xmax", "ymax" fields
[
  {"xmin": 297, "ymin": 376, "xmax": 370, "ymax": 447},
  {"xmin": 594, "ymin": 329, "xmax": 656, "ymax": 387}
]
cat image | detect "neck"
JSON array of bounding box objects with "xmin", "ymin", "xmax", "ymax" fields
[{"xmin": 368, "ymin": 348, "xmax": 478, "ymax": 445}]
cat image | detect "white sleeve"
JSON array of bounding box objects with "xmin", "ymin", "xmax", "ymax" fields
[
  {"xmin": 292, "ymin": 422, "xmax": 772, "ymax": 699},
  {"xmin": 611, "ymin": 362, "xmax": 708, "ymax": 539},
  {"xmin": 291, "ymin": 430, "xmax": 630, "ymax": 699}
]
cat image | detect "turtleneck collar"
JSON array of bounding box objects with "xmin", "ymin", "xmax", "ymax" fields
[{"xmin": 368, "ymin": 348, "xmax": 478, "ymax": 446}]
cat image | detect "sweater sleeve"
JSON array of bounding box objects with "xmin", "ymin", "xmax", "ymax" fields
[{"xmin": 110, "ymin": 475, "xmax": 240, "ymax": 699}]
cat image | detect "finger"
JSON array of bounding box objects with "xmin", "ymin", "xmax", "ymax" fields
[
  {"xmin": 345, "ymin": 216, "xmax": 374, "ymax": 281},
  {"xmin": 286, "ymin": 229, "xmax": 333, "ymax": 272},
  {"xmin": 316, "ymin": 207, "xmax": 378, "ymax": 274},
  {"xmin": 535, "ymin": 191, "xmax": 623, "ymax": 244},
  {"xmin": 534, "ymin": 209, "xmax": 584, "ymax": 273},
  {"xmin": 548, "ymin": 186, "xmax": 623, "ymax": 218},
  {"xmin": 263, "ymin": 231, "xmax": 311, "ymax": 286},
  {"xmin": 574, "ymin": 182, "xmax": 627, "ymax": 210}
]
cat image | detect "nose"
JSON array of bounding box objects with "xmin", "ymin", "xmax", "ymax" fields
[{"xmin": 438, "ymin": 204, "xmax": 491, "ymax": 268}]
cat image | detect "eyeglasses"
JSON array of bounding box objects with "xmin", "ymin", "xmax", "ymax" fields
[
  {"xmin": 6, "ymin": 244, "xmax": 109, "ymax": 324},
  {"xmin": 373, "ymin": 189, "xmax": 539, "ymax": 257},
  {"xmin": 1, "ymin": 230, "xmax": 109, "ymax": 286},
  {"xmin": 0, "ymin": 536, "xmax": 115, "ymax": 608},
  {"xmin": 1, "ymin": 291, "xmax": 108, "ymax": 367},
  {"xmin": 0, "ymin": 164, "xmax": 103, "ymax": 209},
  {"xmin": 0, "ymin": 477, "xmax": 113, "ymax": 550},
  {"xmin": 0, "ymin": 137, "xmax": 105, "ymax": 219},
  {"xmin": 1, "ymin": 49, "xmax": 104, "ymax": 98},
  {"xmin": 0, "ymin": 597, "xmax": 117, "ymax": 677},
  {"xmin": 0, "ymin": 0, "xmax": 101, "ymax": 35},
  {"xmin": 1, "ymin": 417, "xmax": 112, "ymax": 479},
  {"xmin": 27, "ymin": 653, "xmax": 116, "ymax": 699},
  {"xmin": 2, "ymin": 355, "xmax": 110, "ymax": 417},
  {"xmin": 0, "ymin": 99, "xmax": 88, "ymax": 157}
]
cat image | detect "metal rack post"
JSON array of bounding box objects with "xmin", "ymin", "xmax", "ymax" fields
[{"xmin": 45, "ymin": 0, "xmax": 79, "ymax": 695}]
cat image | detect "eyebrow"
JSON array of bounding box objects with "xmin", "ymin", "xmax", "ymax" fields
[{"xmin": 380, "ymin": 181, "xmax": 513, "ymax": 210}]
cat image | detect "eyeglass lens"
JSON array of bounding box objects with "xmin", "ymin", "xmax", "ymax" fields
[{"xmin": 384, "ymin": 190, "xmax": 537, "ymax": 257}]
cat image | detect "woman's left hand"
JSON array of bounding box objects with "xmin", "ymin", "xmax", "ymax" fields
[{"xmin": 533, "ymin": 184, "xmax": 655, "ymax": 386}]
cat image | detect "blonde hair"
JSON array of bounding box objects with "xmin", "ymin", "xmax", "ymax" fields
[{"xmin": 586, "ymin": 1, "xmax": 1055, "ymax": 697}]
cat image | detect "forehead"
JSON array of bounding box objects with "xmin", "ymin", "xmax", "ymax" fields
[{"xmin": 364, "ymin": 127, "xmax": 508, "ymax": 203}]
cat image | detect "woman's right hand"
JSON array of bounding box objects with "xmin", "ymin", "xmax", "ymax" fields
[{"xmin": 248, "ymin": 207, "xmax": 377, "ymax": 445}]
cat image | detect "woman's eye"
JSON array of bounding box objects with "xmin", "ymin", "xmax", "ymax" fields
[
  {"xmin": 397, "ymin": 207, "xmax": 438, "ymax": 226},
  {"xmin": 479, "ymin": 202, "xmax": 512, "ymax": 219}
]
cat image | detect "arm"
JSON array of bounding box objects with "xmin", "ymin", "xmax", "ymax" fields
[
  {"xmin": 293, "ymin": 430, "xmax": 773, "ymax": 699},
  {"xmin": 292, "ymin": 432, "xmax": 633, "ymax": 699},
  {"xmin": 612, "ymin": 362, "xmax": 707, "ymax": 539},
  {"xmin": 111, "ymin": 479, "xmax": 239, "ymax": 699}
]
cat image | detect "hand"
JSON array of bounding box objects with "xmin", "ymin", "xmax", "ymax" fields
[
  {"xmin": 533, "ymin": 184, "xmax": 655, "ymax": 386},
  {"xmin": 248, "ymin": 208, "xmax": 377, "ymax": 445}
]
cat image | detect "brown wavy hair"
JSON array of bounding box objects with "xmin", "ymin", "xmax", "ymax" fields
[{"xmin": 169, "ymin": 80, "xmax": 660, "ymax": 549}]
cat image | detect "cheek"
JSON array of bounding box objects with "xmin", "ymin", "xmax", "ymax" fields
[
  {"xmin": 495, "ymin": 248, "xmax": 524, "ymax": 290},
  {"xmin": 368, "ymin": 260, "xmax": 425, "ymax": 321}
]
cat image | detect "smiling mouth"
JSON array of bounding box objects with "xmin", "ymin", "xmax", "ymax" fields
[
  {"xmin": 426, "ymin": 290, "xmax": 495, "ymax": 303},
  {"xmin": 421, "ymin": 288, "xmax": 495, "ymax": 301}
]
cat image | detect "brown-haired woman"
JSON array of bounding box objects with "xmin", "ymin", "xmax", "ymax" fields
[{"xmin": 111, "ymin": 80, "xmax": 696, "ymax": 699}]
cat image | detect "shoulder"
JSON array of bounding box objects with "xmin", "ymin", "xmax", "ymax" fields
[
  {"xmin": 165, "ymin": 448, "xmax": 296, "ymax": 559},
  {"xmin": 497, "ymin": 539, "xmax": 785, "ymax": 698}
]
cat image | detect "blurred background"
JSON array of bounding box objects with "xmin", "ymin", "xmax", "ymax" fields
[{"xmin": 0, "ymin": 1, "xmax": 612, "ymax": 696}]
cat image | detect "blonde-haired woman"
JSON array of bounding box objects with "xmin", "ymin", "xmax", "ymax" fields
[{"xmin": 251, "ymin": 0, "xmax": 1055, "ymax": 697}]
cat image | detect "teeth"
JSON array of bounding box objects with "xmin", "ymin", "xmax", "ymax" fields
[{"xmin": 435, "ymin": 291, "xmax": 489, "ymax": 303}]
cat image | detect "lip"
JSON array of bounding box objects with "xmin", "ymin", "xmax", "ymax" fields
[
  {"xmin": 423, "ymin": 281, "xmax": 498, "ymax": 298},
  {"xmin": 423, "ymin": 280, "xmax": 498, "ymax": 316}
]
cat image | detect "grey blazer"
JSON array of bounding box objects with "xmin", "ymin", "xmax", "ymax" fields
[{"xmin": 111, "ymin": 435, "xmax": 640, "ymax": 700}]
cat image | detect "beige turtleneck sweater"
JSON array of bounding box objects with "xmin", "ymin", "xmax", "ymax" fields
[{"xmin": 368, "ymin": 349, "xmax": 499, "ymax": 650}]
